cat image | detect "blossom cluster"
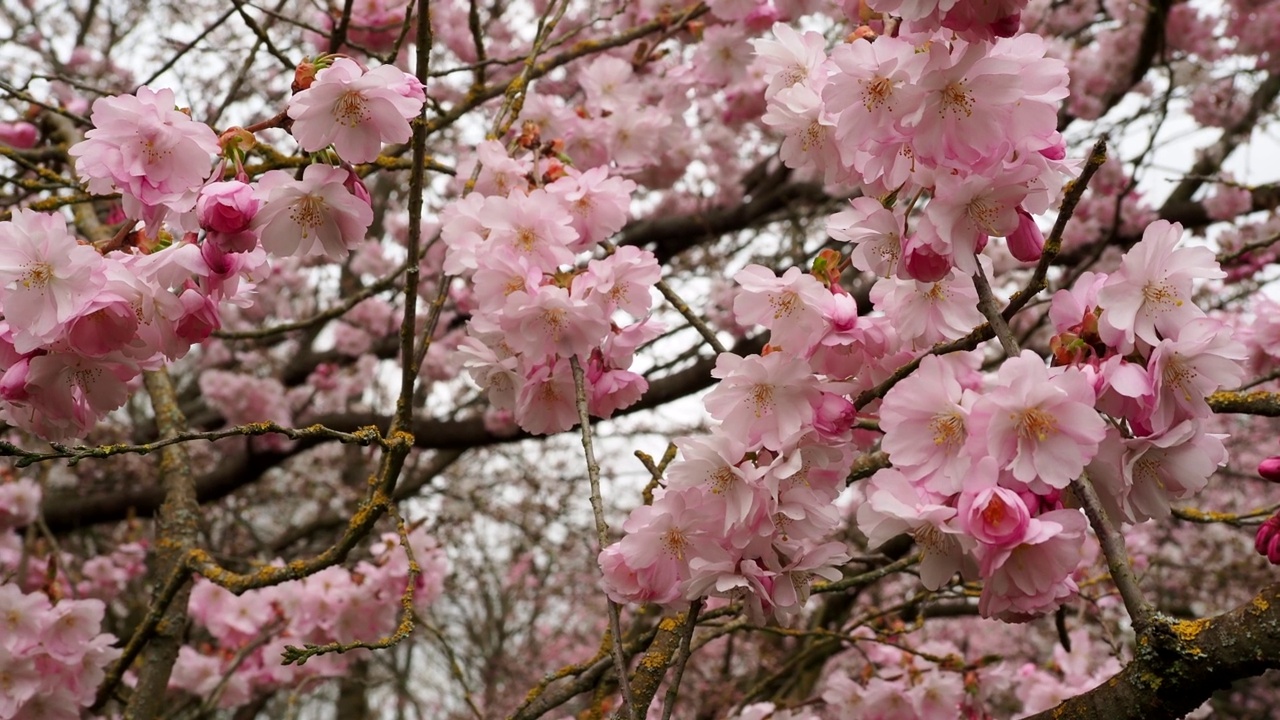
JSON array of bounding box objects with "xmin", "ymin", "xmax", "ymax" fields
[
  {"xmin": 444, "ymin": 141, "xmax": 659, "ymax": 435},
  {"xmin": 0, "ymin": 209, "xmax": 264, "ymax": 440},
  {"xmin": 757, "ymin": 22, "xmax": 1071, "ymax": 282},
  {"xmin": 0, "ymin": 583, "xmax": 122, "ymax": 719},
  {"xmin": 861, "ymin": 220, "xmax": 1243, "ymax": 620},
  {"xmin": 174, "ymin": 527, "xmax": 448, "ymax": 708},
  {"xmin": 0, "ymin": 479, "xmax": 126, "ymax": 720},
  {"xmin": 1, "ymin": 56, "xmax": 424, "ymax": 442}
]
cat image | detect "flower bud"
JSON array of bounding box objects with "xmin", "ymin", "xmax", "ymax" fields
[
  {"xmin": 1255, "ymin": 513, "xmax": 1280, "ymax": 565},
  {"xmin": 198, "ymin": 181, "xmax": 259, "ymax": 234},
  {"xmin": 1007, "ymin": 207, "xmax": 1045, "ymax": 263},
  {"xmin": 0, "ymin": 121, "xmax": 38, "ymax": 149},
  {"xmin": 901, "ymin": 236, "xmax": 951, "ymax": 282},
  {"xmin": 1259, "ymin": 456, "xmax": 1280, "ymax": 482}
]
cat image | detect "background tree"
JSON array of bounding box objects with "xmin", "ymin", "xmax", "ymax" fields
[{"xmin": 2, "ymin": 0, "xmax": 1280, "ymax": 718}]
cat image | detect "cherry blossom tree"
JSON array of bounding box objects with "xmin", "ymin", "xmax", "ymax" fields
[{"xmin": 3, "ymin": 0, "xmax": 1280, "ymax": 718}]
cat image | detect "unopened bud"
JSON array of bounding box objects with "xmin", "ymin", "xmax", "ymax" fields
[
  {"xmin": 1255, "ymin": 513, "xmax": 1280, "ymax": 565},
  {"xmin": 1259, "ymin": 456, "xmax": 1280, "ymax": 482},
  {"xmin": 1007, "ymin": 207, "xmax": 1045, "ymax": 263}
]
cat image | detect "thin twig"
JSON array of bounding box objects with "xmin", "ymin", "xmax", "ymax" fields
[
  {"xmin": 972, "ymin": 263, "xmax": 1020, "ymax": 357},
  {"xmin": 569, "ymin": 355, "xmax": 637, "ymax": 720},
  {"xmin": 1069, "ymin": 472, "xmax": 1155, "ymax": 630}
]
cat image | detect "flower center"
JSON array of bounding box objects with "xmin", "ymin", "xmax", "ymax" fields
[
  {"xmin": 862, "ymin": 76, "xmax": 893, "ymax": 110},
  {"xmin": 749, "ymin": 384, "xmax": 774, "ymax": 417},
  {"xmin": 800, "ymin": 120, "xmax": 826, "ymax": 152},
  {"xmin": 662, "ymin": 527, "xmax": 689, "ymax": 559},
  {"xmin": 334, "ymin": 91, "xmax": 369, "ymax": 128},
  {"xmin": 1014, "ymin": 407, "xmax": 1056, "ymax": 442},
  {"xmin": 20, "ymin": 261, "xmax": 54, "ymax": 290},
  {"xmin": 769, "ymin": 290, "xmax": 800, "ymax": 320},
  {"xmin": 929, "ymin": 412, "xmax": 965, "ymax": 448},
  {"xmin": 290, "ymin": 195, "xmax": 326, "ymax": 238},
  {"xmin": 941, "ymin": 82, "xmax": 974, "ymax": 117}
]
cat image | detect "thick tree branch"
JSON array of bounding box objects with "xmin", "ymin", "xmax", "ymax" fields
[
  {"xmin": 121, "ymin": 369, "xmax": 201, "ymax": 720},
  {"xmin": 1027, "ymin": 584, "xmax": 1280, "ymax": 720}
]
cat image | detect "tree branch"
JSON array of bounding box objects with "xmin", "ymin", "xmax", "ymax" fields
[{"xmin": 1027, "ymin": 584, "xmax": 1280, "ymax": 720}]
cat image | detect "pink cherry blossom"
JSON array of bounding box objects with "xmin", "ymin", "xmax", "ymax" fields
[
  {"xmin": 68, "ymin": 86, "xmax": 219, "ymax": 228},
  {"xmin": 499, "ymin": 284, "xmax": 611, "ymax": 361},
  {"xmin": 287, "ymin": 57, "xmax": 424, "ymax": 163},
  {"xmin": 826, "ymin": 197, "xmax": 904, "ymax": 277},
  {"xmin": 514, "ymin": 358, "xmax": 578, "ymax": 435},
  {"xmin": 760, "ymin": 84, "xmax": 842, "ymax": 185},
  {"xmin": 481, "ymin": 189, "xmax": 578, "ymax": 271},
  {"xmin": 824, "ymin": 35, "xmax": 925, "ymax": 153},
  {"xmin": 197, "ymin": 180, "xmax": 260, "ymax": 253},
  {"xmin": 977, "ymin": 508, "xmax": 1085, "ymax": 621},
  {"xmin": 704, "ymin": 351, "xmax": 824, "ymax": 451},
  {"xmin": 856, "ymin": 467, "xmax": 966, "ymax": 590},
  {"xmin": 0, "ymin": 210, "xmax": 105, "ymax": 353},
  {"xmin": 574, "ymin": 245, "xmax": 660, "ymax": 317},
  {"xmin": 752, "ymin": 23, "xmax": 829, "ymax": 100},
  {"xmin": 251, "ymin": 164, "xmax": 374, "ymax": 258},
  {"xmin": 870, "ymin": 268, "xmax": 985, "ymax": 349},
  {"xmin": 1097, "ymin": 220, "xmax": 1225, "ymax": 352},
  {"xmin": 544, "ymin": 167, "xmax": 636, "ymax": 249},
  {"xmin": 879, "ymin": 352, "xmax": 977, "ymax": 494},
  {"xmin": 1144, "ymin": 317, "xmax": 1247, "ymax": 433},
  {"xmin": 973, "ymin": 351, "xmax": 1106, "ymax": 491},
  {"xmin": 958, "ymin": 477, "xmax": 1032, "ymax": 550},
  {"xmin": 733, "ymin": 264, "xmax": 832, "ymax": 352}
]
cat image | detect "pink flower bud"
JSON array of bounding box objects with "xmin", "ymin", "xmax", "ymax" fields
[
  {"xmin": 174, "ymin": 287, "xmax": 221, "ymax": 344},
  {"xmin": 901, "ymin": 236, "xmax": 951, "ymax": 282},
  {"xmin": 344, "ymin": 170, "xmax": 373, "ymax": 207},
  {"xmin": 197, "ymin": 181, "xmax": 259, "ymax": 234},
  {"xmin": 0, "ymin": 357, "xmax": 32, "ymax": 403},
  {"xmin": 1255, "ymin": 514, "xmax": 1280, "ymax": 565},
  {"xmin": 744, "ymin": 1, "xmax": 783, "ymax": 32},
  {"xmin": 0, "ymin": 121, "xmax": 38, "ymax": 149},
  {"xmin": 989, "ymin": 11, "xmax": 1021, "ymax": 38},
  {"xmin": 962, "ymin": 487, "xmax": 1031, "ymax": 548},
  {"xmin": 1007, "ymin": 208, "xmax": 1045, "ymax": 263},
  {"xmin": 1038, "ymin": 137, "xmax": 1067, "ymax": 161},
  {"xmin": 1259, "ymin": 456, "xmax": 1280, "ymax": 482}
]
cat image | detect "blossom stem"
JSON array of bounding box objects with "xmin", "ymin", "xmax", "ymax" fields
[
  {"xmin": 654, "ymin": 276, "xmax": 727, "ymax": 355},
  {"xmin": 570, "ymin": 354, "xmax": 638, "ymax": 720},
  {"xmin": 972, "ymin": 262, "xmax": 1019, "ymax": 357},
  {"xmin": 1069, "ymin": 472, "xmax": 1155, "ymax": 631}
]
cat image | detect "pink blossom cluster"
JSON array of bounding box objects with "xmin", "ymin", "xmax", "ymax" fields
[
  {"xmin": 0, "ymin": 64, "xmax": 431, "ymax": 442},
  {"xmin": 755, "ymin": 24, "xmax": 1071, "ymax": 281},
  {"xmin": 0, "ymin": 478, "xmax": 124, "ymax": 719},
  {"xmin": 814, "ymin": 626, "xmax": 1123, "ymax": 719},
  {"xmin": 598, "ymin": 211, "xmax": 1243, "ymax": 624},
  {"xmin": 0, "ymin": 583, "xmax": 122, "ymax": 719},
  {"xmin": 175, "ymin": 527, "xmax": 448, "ymax": 708},
  {"xmin": 0, "ymin": 209, "xmax": 265, "ymax": 440},
  {"xmin": 598, "ymin": 262, "xmax": 899, "ymax": 622},
  {"xmin": 314, "ymin": 0, "xmax": 413, "ymax": 54},
  {"xmin": 444, "ymin": 142, "xmax": 657, "ymax": 435},
  {"xmin": 859, "ymin": 220, "xmax": 1243, "ymax": 621}
]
